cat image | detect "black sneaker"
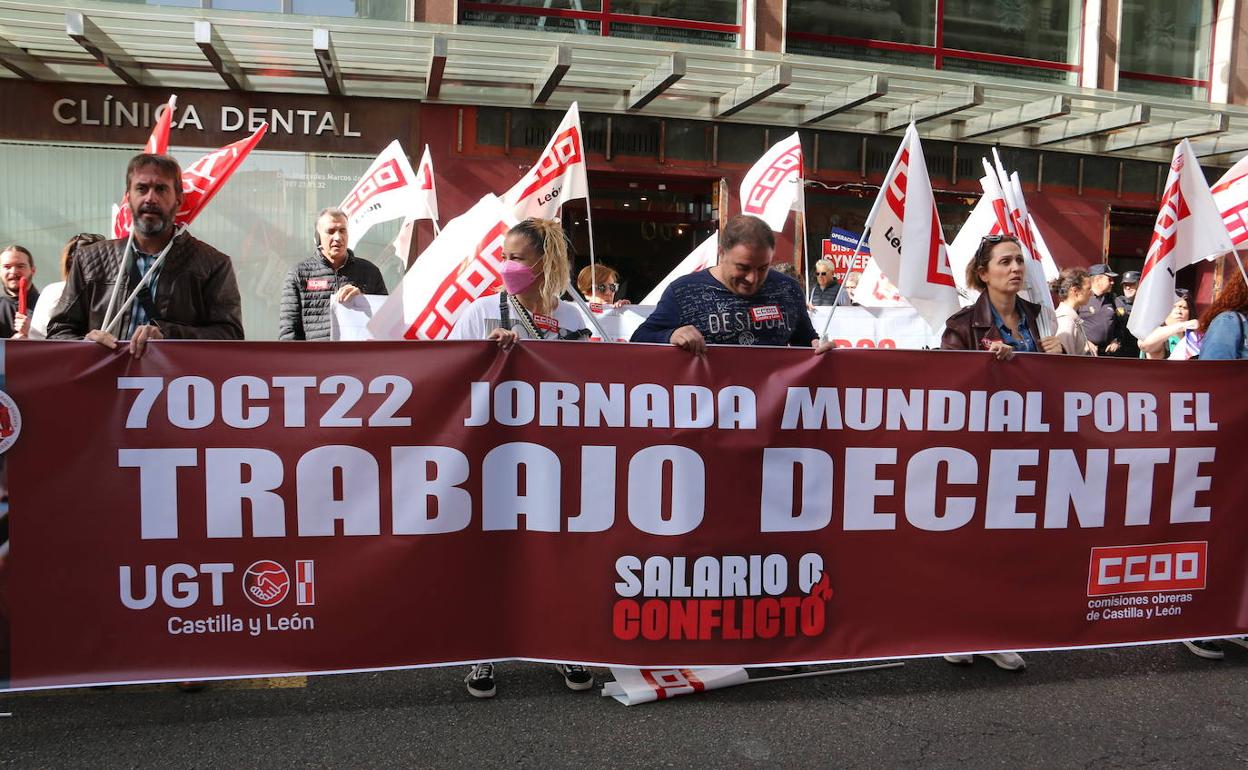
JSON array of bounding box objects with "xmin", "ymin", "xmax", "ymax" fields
[
  {"xmin": 465, "ymin": 663, "xmax": 496, "ymax": 698},
  {"xmin": 1183, "ymin": 640, "xmax": 1225, "ymax": 660},
  {"xmin": 554, "ymin": 664, "xmax": 594, "ymax": 691}
]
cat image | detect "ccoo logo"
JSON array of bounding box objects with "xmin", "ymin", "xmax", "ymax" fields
[{"xmin": 243, "ymin": 560, "xmax": 291, "ymax": 607}]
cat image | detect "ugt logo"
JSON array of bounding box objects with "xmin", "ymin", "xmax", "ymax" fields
[{"xmin": 243, "ymin": 559, "xmax": 316, "ymax": 608}]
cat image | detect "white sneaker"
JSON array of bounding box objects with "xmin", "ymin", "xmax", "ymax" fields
[
  {"xmin": 1221, "ymin": 637, "xmax": 1248, "ymax": 650},
  {"xmin": 943, "ymin": 654, "xmax": 974, "ymax": 665},
  {"xmin": 981, "ymin": 652, "xmax": 1026, "ymax": 671}
]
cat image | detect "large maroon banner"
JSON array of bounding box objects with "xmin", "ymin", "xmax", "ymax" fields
[{"xmin": 2, "ymin": 341, "xmax": 1247, "ymax": 691}]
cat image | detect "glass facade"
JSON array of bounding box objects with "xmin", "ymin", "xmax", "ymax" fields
[
  {"xmin": 1118, "ymin": 0, "xmax": 1214, "ymax": 99},
  {"xmin": 460, "ymin": 0, "xmax": 741, "ymax": 48},
  {"xmin": 786, "ymin": 0, "xmax": 1080, "ymax": 85},
  {"xmin": 0, "ymin": 141, "xmax": 407, "ymax": 341}
]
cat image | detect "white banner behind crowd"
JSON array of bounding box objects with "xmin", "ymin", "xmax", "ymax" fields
[{"xmin": 337, "ymin": 299, "xmax": 943, "ymax": 349}]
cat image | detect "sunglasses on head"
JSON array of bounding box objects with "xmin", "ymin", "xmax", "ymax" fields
[{"xmin": 980, "ymin": 234, "xmax": 1019, "ymax": 244}]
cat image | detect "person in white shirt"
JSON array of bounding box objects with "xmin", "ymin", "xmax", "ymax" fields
[
  {"xmin": 447, "ymin": 217, "xmax": 593, "ymax": 698},
  {"xmin": 449, "ymin": 218, "xmax": 588, "ymax": 347},
  {"xmin": 30, "ymin": 233, "xmax": 106, "ymax": 339}
]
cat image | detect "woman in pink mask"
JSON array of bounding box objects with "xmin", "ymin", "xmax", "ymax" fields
[{"xmin": 449, "ymin": 218, "xmax": 589, "ymax": 347}]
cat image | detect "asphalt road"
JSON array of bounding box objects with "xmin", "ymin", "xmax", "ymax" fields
[{"xmin": 2, "ymin": 644, "xmax": 1246, "ymax": 768}]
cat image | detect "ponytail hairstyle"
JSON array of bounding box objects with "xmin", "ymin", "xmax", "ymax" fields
[
  {"xmin": 1050, "ymin": 267, "xmax": 1089, "ymax": 300},
  {"xmin": 508, "ymin": 218, "xmax": 571, "ymax": 308}
]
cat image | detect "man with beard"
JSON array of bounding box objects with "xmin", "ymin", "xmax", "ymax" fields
[
  {"xmin": 48, "ymin": 153, "xmax": 243, "ymax": 356},
  {"xmin": 0, "ymin": 245, "xmax": 38, "ymax": 338},
  {"xmin": 279, "ymin": 207, "xmax": 387, "ymax": 340}
]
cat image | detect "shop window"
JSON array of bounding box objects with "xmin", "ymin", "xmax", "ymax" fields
[
  {"xmin": 1119, "ymin": 0, "xmax": 1214, "ymax": 100},
  {"xmin": 460, "ymin": 0, "xmax": 741, "ymax": 47},
  {"xmin": 786, "ymin": 0, "xmax": 1079, "ymax": 85},
  {"xmin": 665, "ymin": 121, "xmax": 712, "ymax": 163},
  {"xmin": 816, "ymin": 132, "xmax": 862, "ymax": 174},
  {"xmin": 716, "ymin": 124, "xmax": 767, "ymax": 165},
  {"xmin": 611, "ymin": 116, "xmax": 662, "ymax": 159},
  {"xmin": 1121, "ymin": 159, "xmax": 1160, "ymax": 196},
  {"xmin": 0, "ymin": 141, "xmax": 408, "ymax": 341},
  {"xmin": 1040, "ymin": 152, "xmax": 1079, "ymax": 190}
]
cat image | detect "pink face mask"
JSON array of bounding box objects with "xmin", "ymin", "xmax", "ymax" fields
[{"xmin": 500, "ymin": 259, "xmax": 538, "ymax": 294}]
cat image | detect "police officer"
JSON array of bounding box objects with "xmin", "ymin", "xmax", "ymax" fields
[
  {"xmin": 1111, "ymin": 270, "xmax": 1140, "ymax": 357},
  {"xmin": 1081, "ymin": 264, "xmax": 1119, "ymax": 355}
]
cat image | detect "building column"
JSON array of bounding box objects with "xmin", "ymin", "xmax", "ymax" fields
[
  {"xmin": 754, "ymin": 0, "xmax": 785, "ymax": 53},
  {"xmin": 1228, "ymin": 0, "xmax": 1248, "ymax": 104},
  {"xmin": 413, "ymin": 0, "xmax": 456, "ymax": 25},
  {"xmin": 1095, "ymin": 0, "xmax": 1120, "ymax": 91}
]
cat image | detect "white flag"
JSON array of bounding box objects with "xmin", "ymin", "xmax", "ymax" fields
[
  {"xmin": 390, "ymin": 146, "xmax": 441, "ymax": 266},
  {"xmin": 639, "ymin": 232, "xmax": 719, "ymax": 305},
  {"xmin": 946, "ymin": 175, "xmax": 1008, "ymax": 304},
  {"xmin": 340, "ymin": 140, "xmax": 422, "ymax": 249},
  {"xmin": 1008, "ymin": 173, "xmax": 1060, "ymax": 282},
  {"xmin": 603, "ymin": 667, "xmax": 749, "ymax": 706},
  {"xmin": 865, "ymin": 124, "xmax": 960, "ymax": 332},
  {"xmin": 367, "ymin": 194, "xmax": 518, "ymax": 340},
  {"xmin": 853, "ymin": 261, "xmax": 908, "ymax": 308},
  {"xmin": 503, "ymin": 103, "xmax": 589, "ymax": 220},
  {"xmin": 1128, "ymin": 140, "xmax": 1235, "ymax": 340},
  {"xmin": 740, "ymin": 132, "xmax": 803, "ymax": 232},
  {"xmin": 1211, "ymin": 156, "xmax": 1248, "ymax": 247}
]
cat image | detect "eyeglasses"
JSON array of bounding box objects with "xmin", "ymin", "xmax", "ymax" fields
[
  {"xmin": 815, "ymin": 271, "xmax": 830, "ymax": 276},
  {"xmin": 980, "ymin": 234, "xmax": 1019, "ymax": 244},
  {"xmin": 594, "ymin": 282, "xmax": 619, "ymax": 293}
]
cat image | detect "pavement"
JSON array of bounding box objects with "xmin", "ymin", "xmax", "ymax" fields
[{"xmin": 1, "ymin": 643, "xmax": 1246, "ymax": 768}]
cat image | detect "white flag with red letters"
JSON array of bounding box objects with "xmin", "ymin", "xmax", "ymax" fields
[
  {"xmin": 1211, "ymin": 156, "xmax": 1248, "ymax": 248},
  {"xmin": 865, "ymin": 124, "xmax": 960, "ymax": 332},
  {"xmin": 1127, "ymin": 140, "xmax": 1235, "ymax": 339},
  {"xmin": 367, "ymin": 194, "xmax": 518, "ymax": 340},
  {"xmin": 340, "ymin": 140, "xmax": 424, "ymax": 249},
  {"xmin": 112, "ymin": 94, "xmax": 178, "ymax": 238},
  {"xmin": 390, "ymin": 145, "xmax": 441, "ymax": 264},
  {"xmin": 739, "ymin": 132, "xmax": 803, "ymax": 231},
  {"xmin": 639, "ymin": 232, "xmax": 719, "ymax": 305},
  {"xmin": 503, "ymin": 103, "xmax": 589, "ymax": 220},
  {"xmin": 603, "ymin": 667, "xmax": 749, "ymax": 706},
  {"xmin": 946, "ymin": 175, "xmax": 1008, "ymax": 304}
]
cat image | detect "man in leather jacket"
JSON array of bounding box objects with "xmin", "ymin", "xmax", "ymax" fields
[{"xmin": 47, "ymin": 153, "xmax": 243, "ymax": 357}]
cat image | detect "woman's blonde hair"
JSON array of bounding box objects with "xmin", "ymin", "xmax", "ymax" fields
[{"xmin": 509, "ymin": 218, "xmax": 571, "ymax": 307}]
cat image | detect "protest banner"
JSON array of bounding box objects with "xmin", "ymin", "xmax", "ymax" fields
[
  {"xmin": 2, "ymin": 341, "xmax": 1246, "ymax": 691},
  {"xmin": 821, "ymin": 229, "xmax": 870, "ymax": 281}
]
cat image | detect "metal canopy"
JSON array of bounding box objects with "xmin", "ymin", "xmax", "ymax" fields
[{"xmin": 0, "ymin": 0, "xmax": 1246, "ymax": 165}]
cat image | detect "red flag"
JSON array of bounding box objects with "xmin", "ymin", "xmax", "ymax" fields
[
  {"xmin": 113, "ymin": 95, "xmax": 178, "ymax": 238},
  {"xmin": 175, "ymin": 124, "xmax": 268, "ymax": 227}
]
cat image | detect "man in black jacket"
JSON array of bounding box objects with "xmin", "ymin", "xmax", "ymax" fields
[
  {"xmin": 47, "ymin": 153, "xmax": 243, "ymax": 357},
  {"xmin": 279, "ymin": 208, "xmax": 388, "ymax": 340}
]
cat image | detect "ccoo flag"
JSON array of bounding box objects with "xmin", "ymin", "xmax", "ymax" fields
[
  {"xmin": 503, "ymin": 103, "xmax": 589, "ymax": 220},
  {"xmin": 866, "ymin": 124, "xmax": 960, "ymax": 332},
  {"xmin": 340, "ymin": 140, "xmax": 424, "ymax": 249},
  {"xmin": 739, "ymin": 132, "xmax": 803, "ymax": 232},
  {"xmin": 1128, "ymin": 140, "xmax": 1235, "ymax": 340},
  {"xmin": 1211, "ymin": 156, "xmax": 1248, "ymax": 247},
  {"xmin": 112, "ymin": 94, "xmax": 178, "ymax": 238}
]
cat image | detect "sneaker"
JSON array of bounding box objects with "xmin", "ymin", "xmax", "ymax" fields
[
  {"xmin": 1183, "ymin": 640, "xmax": 1225, "ymax": 660},
  {"xmin": 982, "ymin": 652, "xmax": 1026, "ymax": 671},
  {"xmin": 943, "ymin": 654, "xmax": 974, "ymax": 665},
  {"xmin": 554, "ymin": 664, "xmax": 594, "ymax": 691},
  {"xmin": 465, "ymin": 663, "xmax": 496, "ymax": 698},
  {"xmin": 1221, "ymin": 637, "xmax": 1248, "ymax": 650}
]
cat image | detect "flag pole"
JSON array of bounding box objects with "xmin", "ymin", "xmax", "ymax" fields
[
  {"xmin": 103, "ymin": 227, "xmax": 184, "ymax": 337},
  {"xmin": 101, "ymin": 228, "xmax": 136, "ymax": 333},
  {"xmin": 797, "ymin": 185, "xmax": 811, "ymax": 302}
]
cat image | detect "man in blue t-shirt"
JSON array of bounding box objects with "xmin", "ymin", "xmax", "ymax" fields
[{"xmin": 632, "ymin": 215, "xmax": 834, "ymax": 355}]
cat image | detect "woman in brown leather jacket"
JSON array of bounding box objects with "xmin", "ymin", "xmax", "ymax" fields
[
  {"xmin": 939, "ymin": 234, "xmax": 1061, "ymax": 673},
  {"xmin": 942, "ymin": 235, "xmax": 1062, "ymax": 359}
]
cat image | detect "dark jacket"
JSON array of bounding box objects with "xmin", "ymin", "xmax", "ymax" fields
[
  {"xmin": 941, "ymin": 292, "xmax": 1044, "ymax": 351},
  {"xmin": 278, "ymin": 250, "xmax": 388, "ymax": 341},
  {"xmin": 808, "ymin": 282, "xmax": 840, "ymax": 307},
  {"xmin": 1080, "ymin": 291, "xmax": 1116, "ymax": 350},
  {"xmin": 47, "ymin": 234, "xmax": 242, "ymax": 340},
  {"xmin": 0, "ymin": 285, "xmax": 39, "ymax": 338}
]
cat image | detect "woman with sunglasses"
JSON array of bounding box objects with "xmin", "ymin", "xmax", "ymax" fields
[
  {"xmin": 939, "ymin": 234, "xmax": 1060, "ymax": 673},
  {"xmin": 942, "ymin": 234, "xmax": 1062, "ymax": 360},
  {"xmin": 30, "ymin": 233, "xmax": 105, "ymax": 340},
  {"xmin": 576, "ymin": 263, "xmax": 629, "ymax": 308}
]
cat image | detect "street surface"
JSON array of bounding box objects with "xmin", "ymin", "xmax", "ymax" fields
[{"xmin": 2, "ymin": 644, "xmax": 1245, "ymax": 767}]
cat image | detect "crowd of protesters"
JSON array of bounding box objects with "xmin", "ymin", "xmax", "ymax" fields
[{"xmin": 1, "ymin": 152, "xmax": 1246, "ymax": 694}]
